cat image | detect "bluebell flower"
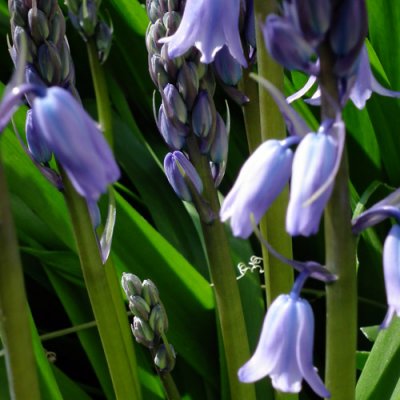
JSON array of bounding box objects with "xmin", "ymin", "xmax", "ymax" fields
[
  {"xmin": 286, "ymin": 128, "xmax": 338, "ymax": 237},
  {"xmin": 382, "ymin": 224, "xmax": 400, "ymax": 328},
  {"xmin": 220, "ymin": 138, "xmax": 296, "ymax": 238},
  {"xmin": 32, "ymin": 86, "xmax": 120, "ymax": 201},
  {"xmin": 159, "ymin": 0, "xmax": 247, "ymax": 67},
  {"xmin": 238, "ymin": 292, "xmax": 329, "ymax": 398}
]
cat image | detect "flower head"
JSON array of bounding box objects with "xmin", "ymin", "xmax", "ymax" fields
[
  {"xmin": 159, "ymin": 0, "xmax": 247, "ymax": 66},
  {"xmin": 238, "ymin": 293, "xmax": 329, "ymax": 398},
  {"xmin": 220, "ymin": 138, "xmax": 295, "ymax": 238},
  {"xmin": 32, "ymin": 86, "xmax": 120, "ymax": 201}
]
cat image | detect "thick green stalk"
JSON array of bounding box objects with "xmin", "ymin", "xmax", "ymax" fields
[
  {"xmin": 61, "ymin": 172, "xmax": 141, "ymax": 400},
  {"xmin": 320, "ymin": 44, "xmax": 357, "ymax": 400},
  {"xmin": 187, "ymin": 137, "xmax": 256, "ymax": 400},
  {"xmin": 87, "ymin": 39, "xmax": 113, "ymax": 146},
  {"xmin": 253, "ymin": 1, "xmax": 294, "ymax": 305},
  {"xmin": 0, "ymin": 150, "xmax": 41, "ymax": 400}
]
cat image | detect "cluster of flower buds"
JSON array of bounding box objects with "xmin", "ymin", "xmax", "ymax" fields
[
  {"xmin": 9, "ymin": 0, "xmax": 77, "ymax": 91},
  {"xmin": 65, "ymin": 0, "xmax": 113, "ymax": 63},
  {"xmin": 121, "ymin": 273, "xmax": 176, "ymax": 374},
  {"xmin": 145, "ymin": 0, "xmax": 256, "ymax": 197},
  {"xmin": 263, "ymin": 0, "xmax": 367, "ymax": 79}
]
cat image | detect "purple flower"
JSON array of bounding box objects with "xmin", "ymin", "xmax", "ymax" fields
[
  {"xmin": 286, "ymin": 129, "xmax": 338, "ymax": 236},
  {"xmin": 32, "ymin": 86, "xmax": 120, "ymax": 201},
  {"xmin": 238, "ymin": 293, "xmax": 329, "ymax": 398},
  {"xmin": 220, "ymin": 138, "xmax": 295, "ymax": 238},
  {"xmin": 381, "ymin": 224, "xmax": 400, "ymax": 328},
  {"xmin": 159, "ymin": 0, "xmax": 247, "ymax": 66}
]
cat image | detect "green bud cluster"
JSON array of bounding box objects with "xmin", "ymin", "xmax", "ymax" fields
[
  {"xmin": 122, "ymin": 273, "xmax": 175, "ymax": 373},
  {"xmin": 66, "ymin": 0, "xmax": 112, "ymax": 64},
  {"xmin": 9, "ymin": 0, "xmax": 77, "ymax": 90},
  {"xmin": 145, "ymin": 0, "xmax": 229, "ymax": 189}
]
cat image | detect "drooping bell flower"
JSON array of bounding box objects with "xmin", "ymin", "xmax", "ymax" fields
[
  {"xmin": 238, "ymin": 272, "xmax": 329, "ymax": 398},
  {"xmin": 286, "ymin": 125, "xmax": 338, "ymax": 237},
  {"xmin": 220, "ymin": 137, "xmax": 296, "ymax": 238},
  {"xmin": 159, "ymin": 0, "xmax": 247, "ymax": 67},
  {"xmin": 382, "ymin": 224, "xmax": 400, "ymax": 328}
]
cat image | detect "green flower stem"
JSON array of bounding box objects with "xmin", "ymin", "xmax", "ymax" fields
[
  {"xmin": 187, "ymin": 136, "xmax": 256, "ymax": 400},
  {"xmin": 87, "ymin": 39, "xmax": 113, "ymax": 147},
  {"xmin": 61, "ymin": 170, "xmax": 141, "ymax": 400},
  {"xmin": 158, "ymin": 373, "xmax": 180, "ymax": 400},
  {"xmin": 253, "ymin": 0, "xmax": 294, "ymax": 306},
  {"xmin": 320, "ymin": 44, "xmax": 357, "ymax": 400},
  {"xmin": 0, "ymin": 150, "xmax": 40, "ymax": 400}
]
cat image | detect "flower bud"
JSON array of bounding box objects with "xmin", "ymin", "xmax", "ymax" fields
[
  {"xmin": 121, "ymin": 273, "xmax": 142, "ymax": 297},
  {"xmin": 209, "ymin": 114, "xmax": 228, "ymax": 163},
  {"xmin": 132, "ymin": 317, "xmax": 156, "ymax": 348},
  {"xmin": 13, "ymin": 26, "xmax": 35, "ymax": 63},
  {"xmin": 162, "ymin": 11, "xmax": 181, "ymax": 36},
  {"xmin": 154, "ymin": 344, "xmax": 176, "ymax": 373},
  {"xmin": 158, "ymin": 105, "xmax": 186, "ymax": 150},
  {"xmin": 95, "ymin": 20, "xmax": 113, "ymax": 64},
  {"xmin": 59, "ymin": 40, "xmax": 75, "ymax": 83},
  {"xmin": 9, "ymin": 0, "xmax": 29, "ymax": 28},
  {"xmin": 192, "ymin": 91, "xmax": 213, "ymax": 138},
  {"xmin": 28, "ymin": 7, "xmax": 50, "ymax": 44},
  {"xmin": 26, "ymin": 109, "xmax": 52, "ymax": 163},
  {"xmin": 37, "ymin": 0, "xmax": 57, "ymax": 16},
  {"xmin": 65, "ymin": 0, "xmax": 80, "ymax": 15},
  {"xmin": 214, "ymin": 46, "xmax": 242, "ymax": 86},
  {"xmin": 150, "ymin": 54, "xmax": 169, "ymax": 88},
  {"xmin": 37, "ymin": 41, "xmax": 62, "ymax": 85},
  {"xmin": 176, "ymin": 62, "xmax": 199, "ymax": 110},
  {"xmin": 149, "ymin": 304, "xmax": 168, "ymax": 335},
  {"xmin": 79, "ymin": 0, "xmax": 98, "ymax": 37},
  {"xmin": 129, "ymin": 295, "xmax": 151, "ymax": 320},
  {"xmin": 262, "ymin": 15, "xmax": 317, "ymax": 74},
  {"xmin": 164, "ymin": 151, "xmax": 203, "ymax": 201},
  {"xmin": 142, "ymin": 279, "xmax": 160, "ymax": 307},
  {"xmin": 163, "ymin": 83, "xmax": 187, "ymax": 124},
  {"xmin": 48, "ymin": 9, "xmax": 66, "ymax": 45}
]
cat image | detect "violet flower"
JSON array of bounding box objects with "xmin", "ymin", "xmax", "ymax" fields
[
  {"xmin": 0, "ymin": 84, "xmax": 120, "ymax": 201},
  {"xmin": 159, "ymin": 0, "xmax": 247, "ymax": 67},
  {"xmin": 382, "ymin": 224, "xmax": 400, "ymax": 328},
  {"xmin": 220, "ymin": 137, "xmax": 296, "ymax": 238},
  {"xmin": 286, "ymin": 127, "xmax": 338, "ymax": 237},
  {"xmin": 238, "ymin": 282, "xmax": 329, "ymax": 397}
]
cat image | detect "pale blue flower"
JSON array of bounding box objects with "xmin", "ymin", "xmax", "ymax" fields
[
  {"xmin": 286, "ymin": 128, "xmax": 338, "ymax": 236},
  {"xmin": 382, "ymin": 224, "xmax": 400, "ymax": 328},
  {"xmin": 220, "ymin": 138, "xmax": 295, "ymax": 238},
  {"xmin": 159, "ymin": 0, "xmax": 247, "ymax": 66},
  {"xmin": 238, "ymin": 292, "xmax": 329, "ymax": 398}
]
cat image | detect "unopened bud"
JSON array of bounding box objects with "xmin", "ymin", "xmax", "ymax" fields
[
  {"xmin": 176, "ymin": 62, "xmax": 199, "ymax": 110},
  {"xmin": 95, "ymin": 20, "xmax": 113, "ymax": 63},
  {"xmin": 10, "ymin": 0, "xmax": 29, "ymax": 28},
  {"xmin": 149, "ymin": 304, "xmax": 168, "ymax": 336},
  {"xmin": 65, "ymin": 0, "xmax": 81, "ymax": 15},
  {"xmin": 48, "ymin": 9, "xmax": 66, "ymax": 45},
  {"xmin": 163, "ymin": 83, "xmax": 187, "ymax": 124},
  {"xmin": 129, "ymin": 295, "xmax": 151, "ymax": 320},
  {"xmin": 59, "ymin": 40, "xmax": 74, "ymax": 83},
  {"xmin": 192, "ymin": 91, "xmax": 213, "ymax": 138},
  {"xmin": 13, "ymin": 26, "xmax": 35, "ymax": 63},
  {"xmin": 158, "ymin": 105, "xmax": 186, "ymax": 149},
  {"xmin": 79, "ymin": 0, "xmax": 98, "ymax": 37},
  {"xmin": 28, "ymin": 7, "xmax": 50, "ymax": 44},
  {"xmin": 132, "ymin": 317, "xmax": 156, "ymax": 348},
  {"xmin": 154, "ymin": 344, "xmax": 176, "ymax": 373},
  {"xmin": 214, "ymin": 46, "xmax": 242, "ymax": 86},
  {"xmin": 164, "ymin": 151, "xmax": 203, "ymax": 201},
  {"xmin": 209, "ymin": 113, "xmax": 228, "ymax": 163},
  {"xmin": 121, "ymin": 273, "xmax": 143, "ymax": 297},
  {"xmin": 162, "ymin": 11, "xmax": 181, "ymax": 36},
  {"xmin": 37, "ymin": 41, "xmax": 62, "ymax": 84},
  {"xmin": 142, "ymin": 279, "xmax": 160, "ymax": 307}
]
